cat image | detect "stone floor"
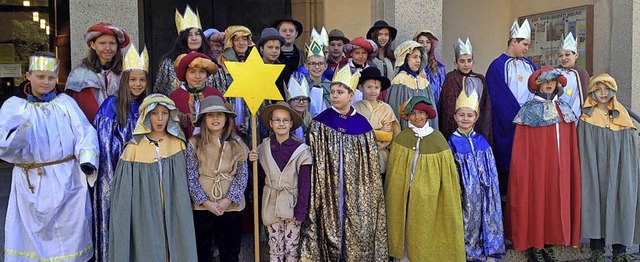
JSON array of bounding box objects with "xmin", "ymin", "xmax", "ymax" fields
[
  {"xmin": 227, "ymin": 234, "xmax": 640, "ymax": 261},
  {"xmin": 1, "ymin": 160, "xmax": 639, "ymax": 261}
]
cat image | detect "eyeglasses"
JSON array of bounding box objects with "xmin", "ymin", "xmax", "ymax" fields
[
  {"xmin": 306, "ymin": 62, "xmax": 326, "ymax": 68},
  {"xmin": 270, "ymin": 118, "xmax": 291, "ymax": 125},
  {"xmin": 290, "ymin": 98, "xmax": 309, "ymax": 104}
]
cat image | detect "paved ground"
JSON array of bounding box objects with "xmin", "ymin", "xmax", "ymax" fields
[
  {"xmin": 0, "ymin": 161, "xmax": 12, "ymax": 262},
  {"xmin": 1, "ymin": 160, "xmax": 638, "ymax": 261}
]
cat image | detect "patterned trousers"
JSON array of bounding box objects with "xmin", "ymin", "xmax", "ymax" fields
[{"xmin": 267, "ymin": 219, "xmax": 301, "ymax": 262}]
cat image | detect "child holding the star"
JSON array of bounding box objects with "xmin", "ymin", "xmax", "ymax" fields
[{"xmin": 248, "ymin": 102, "xmax": 312, "ymax": 262}]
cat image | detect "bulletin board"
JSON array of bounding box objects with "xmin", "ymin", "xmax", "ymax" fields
[{"xmin": 519, "ymin": 5, "xmax": 593, "ymax": 75}]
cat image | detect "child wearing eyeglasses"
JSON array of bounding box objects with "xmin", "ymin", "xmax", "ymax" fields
[
  {"xmin": 248, "ymin": 102, "xmax": 312, "ymax": 261},
  {"xmin": 285, "ymin": 75, "xmax": 313, "ymax": 142}
]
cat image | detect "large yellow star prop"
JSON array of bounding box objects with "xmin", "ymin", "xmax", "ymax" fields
[{"xmin": 223, "ymin": 49, "xmax": 285, "ymax": 116}]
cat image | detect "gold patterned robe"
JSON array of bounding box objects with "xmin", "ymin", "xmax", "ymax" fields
[{"xmin": 300, "ymin": 108, "xmax": 388, "ymax": 262}]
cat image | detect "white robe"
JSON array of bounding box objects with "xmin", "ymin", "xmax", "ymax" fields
[
  {"xmin": 505, "ymin": 57, "xmax": 535, "ymax": 107},
  {"xmin": 558, "ymin": 69, "xmax": 583, "ymax": 121},
  {"xmin": 0, "ymin": 94, "xmax": 98, "ymax": 261}
]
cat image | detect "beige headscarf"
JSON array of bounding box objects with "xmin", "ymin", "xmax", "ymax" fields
[
  {"xmin": 132, "ymin": 94, "xmax": 185, "ymax": 144},
  {"xmin": 582, "ymin": 73, "xmax": 634, "ymax": 129}
]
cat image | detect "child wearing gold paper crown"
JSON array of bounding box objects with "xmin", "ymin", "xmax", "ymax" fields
[
  {"xmin": 506, "ymin": 66, "xmax": 581, "ymax": 261},
  {"xmin": 92, "ymin": 45, "xmax": 150, "ymax": 262},
  {"xmin": 447, "ymin": 88, "xmax": 505, "ymax": 261},
  {"xmin": 1, "ymin": 52, "xmax": 99, "ymax": 261},
  {"xmin": 578, "ymin": 74, "xmax": 640, "ymax": 262},
  {"xmin": 300, "ymin": 66, "xmax": 388, "ymax": 262}
]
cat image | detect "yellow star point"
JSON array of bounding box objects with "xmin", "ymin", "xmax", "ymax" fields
[{"xmin": 223, "ymin": 49, "xmax": 285, "ymax": 115}]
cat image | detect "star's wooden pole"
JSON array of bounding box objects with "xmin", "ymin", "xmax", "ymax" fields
[{"xmin": 251, "ymin": 115, "xmax": 259, "ymax": 262}]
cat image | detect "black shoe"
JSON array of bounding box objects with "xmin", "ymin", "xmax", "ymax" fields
[
  {"xmin": 529, "ymin": 248, "xmax": 545, "ymax": 262},
  {"xmin": 542, "ymin": 246, "xmax": 559, "ymax": 262}
]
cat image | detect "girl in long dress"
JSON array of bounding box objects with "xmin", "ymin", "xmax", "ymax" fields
[
  {"xmin": 108, "ymin": 94, "xmax": 197, "ymax": 261},
  {"xmin": 93, "ymin": 45, "xmax": 149, "ymax": 262}
]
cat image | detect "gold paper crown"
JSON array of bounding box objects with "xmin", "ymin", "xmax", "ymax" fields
[
  {"xmin": 331, "ymin": 66, "xmax": 360, "ymax": 91},
  {"xmin": 123, "ymin": 45, "xmax": 149, "ymax": 72},
  {"xmin": 455, "ymin": 89, "xmax": 480, "ymax": 113},
  {"xmin": 287, "ymin": 75, "xmax": 310, "ymax": 99},
  {"xmin": 29, "ymin": 55, "xmax": 59, "ymax": 72},
  {"xmin": 175, "ymin": 5, "xmax": 202, "ymax": 34}
]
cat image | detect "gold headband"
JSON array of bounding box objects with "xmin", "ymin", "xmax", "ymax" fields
[{"xmin": 29, "ymin": 56, "xmax": 59, "ymax": 72}]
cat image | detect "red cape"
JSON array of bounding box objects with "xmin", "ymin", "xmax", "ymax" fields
[{"xmin": 505, "ymin": 120, "xmax": 581, "ymax": 250}]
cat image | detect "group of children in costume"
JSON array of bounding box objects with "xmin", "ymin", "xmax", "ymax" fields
[{"xmin": 1, "ymin": 4, "xmax": 639, "ymax": 262}]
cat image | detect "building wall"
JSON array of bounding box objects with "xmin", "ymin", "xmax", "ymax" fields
[
  {"xmin": 633, "ymin": 0, "xmax": 640, "ymax": 114},
  {"xmin": 69, "ymin": 0, "xmax": 140, "ymax": 68},
  {"xmin": 442, "ymin": 0, "xmax": 603, "ymax": 75},
  {"xmin": 442, "ymin": 0, "xmax": 511, "ymax": 73},
  {"xmin": 323, "ymin": 0, "xmax": 372, "ymax": 40}
]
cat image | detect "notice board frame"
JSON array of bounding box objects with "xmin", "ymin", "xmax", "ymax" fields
[{"xmin": 519, "ymin": 5, "xmax": 594, "ymax": 75}]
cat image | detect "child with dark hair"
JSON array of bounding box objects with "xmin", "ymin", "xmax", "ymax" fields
[
  {"xmin": 66, "ymin": 22, "xmax": 130, "ymax": 123},
  {"xmin": 300, "ymin": 66, "xmax": 388, "ymax": 261},
  {"xmin": 155, "ymin": 5, "xmax": 217, "ymax": 96}
]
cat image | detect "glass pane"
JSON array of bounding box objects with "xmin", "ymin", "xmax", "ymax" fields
[
  {"xmin": 0, "ymin": 11, "xmax": 50, "ymax": 101},
  {"xmin": 0, "ymin": 0, "xmax": 49, "ymax": 7}
]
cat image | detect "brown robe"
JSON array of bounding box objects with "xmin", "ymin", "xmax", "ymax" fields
[{"xmin": 438, "ymin": 69, "xmax": 493, "ymax": 146}]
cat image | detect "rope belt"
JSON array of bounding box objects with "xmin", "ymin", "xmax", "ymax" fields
[
  {"xmin": 15, "ymin": 155, "xmax": 75, "ymax": 194},
  {"xmin": 265, "ymin": 184, "xmax": 298, "ymax": 208},
  {"xmin": 201, "ymin": 173, "xmax": 234, "ymax": 200}
]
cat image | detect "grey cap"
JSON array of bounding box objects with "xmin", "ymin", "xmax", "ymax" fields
[
  {"xmin": 194, "ymin": 96, "xmax": 235, "ymax": 127},
  {"xmin": 257, "ymin": 27, "xmax": 285, "ymax": 48}
]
